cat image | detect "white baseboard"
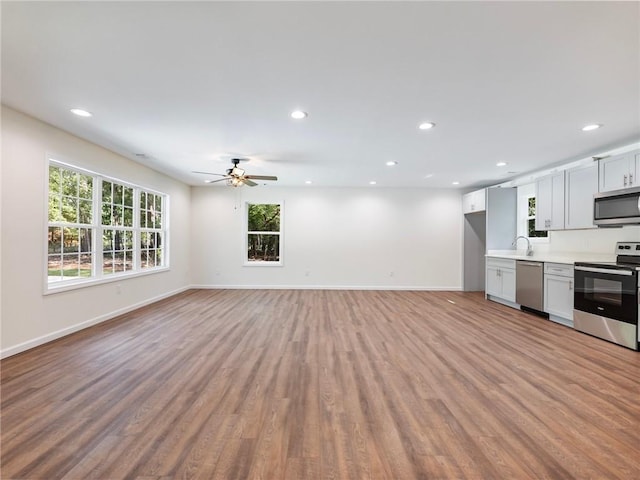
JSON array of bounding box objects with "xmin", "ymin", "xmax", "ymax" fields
[
  {"xmin": 190, "ymin": 284, "xmax": 462, "ymax": 291},
  {"xmin": 1, "ymin": 286, "xmax": 190, "ymax": 359}
]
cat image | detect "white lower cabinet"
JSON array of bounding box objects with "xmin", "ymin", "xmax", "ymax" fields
[
  {"xmin": 543, "ymin": 263, "xmax": 574, "ymax": 327},
  {"xmin": 486, "ymin": 258, "xmax": 516, "ymax": 303}
]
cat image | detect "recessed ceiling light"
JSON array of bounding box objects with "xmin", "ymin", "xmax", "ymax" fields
[
  {"xmin": 582, "ymin": 124, "xmax": 602, "ymax": 131},
  {"xmin": 291, "ymin": 110, "xmax": 308, "ymax": 119},
  {"xmin": 305, "ymin": 180, "xmax": 312, "ymax": 184},
  {"xmin": 452, "ymin": 181, "xmax": 460, "ymax": 185},
  {"xmin": 418, "ymin": 122, "xmax": 435, "ymax": 130},
  {"xmin": 386, "ymin": 161, "xmax": 398, "ymax": 166},
  {"xmin": 496, "ymin": 162, "xmax": 507, "ymax": 167},
  {"xmin": 70, "ymin": 108, "xmax": 92, "ymax": 117},
  {"xmin": 369, "ymin": 181, "xmax": 377, "ymax": 185}
]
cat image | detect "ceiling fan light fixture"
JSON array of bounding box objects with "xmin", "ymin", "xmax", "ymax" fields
[
  {"xmin": 228, "ymin": 177, "xmax": 244, "ymax": 187},
  {"xmin": 231, "ymin": 166, "xmax": 245, "ymax": 177}
]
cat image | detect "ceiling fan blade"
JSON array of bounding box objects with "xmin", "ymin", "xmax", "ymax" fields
[
  {"xmin": 245, "ymin": 175, "xmax": 278, "ymax": 181},
  {"xmin": 242, "ymin": 178, "xmax": 258, "ymax": 187},
  {"xmin": 204, "ymin": 177, "xmax": 230, "ymax": 184},
  {"xmin": 192, "ymin": 170, "xmax": 226, "ymax": 176}
]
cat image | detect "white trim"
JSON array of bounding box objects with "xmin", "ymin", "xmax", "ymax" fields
[
  {"xmin": 242, "ymin": 261, "xmax": 283, "ymax": 268},
  {"xmin": 190, "ymin": 284, "xmax": 463, "ymax": 291},
  {"xmin": 1, "ymin": 286, "xmax": 190, "ymax": 359}
]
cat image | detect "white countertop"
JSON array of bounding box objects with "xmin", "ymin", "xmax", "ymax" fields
[{"xmin": 486, "ymin": 250, "xmax": 616, "ymax": 264}]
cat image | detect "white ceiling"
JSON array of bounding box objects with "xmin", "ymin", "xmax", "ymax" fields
[{"xmin": 2, "ymin": 1, "xmax": 639, "ymax": 188}]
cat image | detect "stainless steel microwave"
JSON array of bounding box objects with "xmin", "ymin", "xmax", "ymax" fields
[{"xmin": 594, "ymin": 186, "xmax": 640, "ymax": 226}]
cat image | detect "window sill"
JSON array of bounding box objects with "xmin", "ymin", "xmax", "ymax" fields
[
  {"xmin": 243, "ymin": 261, "xmax": 283, "ymax": 267},
  {"xmin": 44, "ymin": 266, "xmax": 170, "ymax": 295}
]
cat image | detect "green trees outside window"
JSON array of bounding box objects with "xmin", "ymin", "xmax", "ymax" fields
[
  {"xmin": 48, "ymin": 166, "xmax": 94, "ymax": 279},
  {"xmin": 47, "ymin": 160, "xmax": 167, "ymax": 286},
  {"xmin": 247, "ymin": 203, "xmax": 281, "ymax": 263}
]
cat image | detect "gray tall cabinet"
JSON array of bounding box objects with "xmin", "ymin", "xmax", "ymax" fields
[{"xmin": 463, "ymin": 187, "xmax": 517, "ymax": 291}]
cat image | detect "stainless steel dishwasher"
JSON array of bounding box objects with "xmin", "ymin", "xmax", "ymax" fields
[{"xmin": 516, "ymin": 260, "xmax": 544, "ymax": 311}]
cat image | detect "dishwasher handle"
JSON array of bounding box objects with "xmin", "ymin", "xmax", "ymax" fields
[{"xmin": 518, "ymin": 261, "xmax": 543, "ymax": 267}]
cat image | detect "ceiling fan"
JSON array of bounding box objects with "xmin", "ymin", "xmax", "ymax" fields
[{"xmin": 193, "ymin": 158, "xmax": 278, "ymax": 187}]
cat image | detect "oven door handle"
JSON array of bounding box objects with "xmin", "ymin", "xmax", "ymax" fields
[{"xmin": 574, "ymin": 266, "xmax": 634, "ymax": 276}]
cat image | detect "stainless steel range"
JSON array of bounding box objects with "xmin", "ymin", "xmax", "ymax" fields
[{"xmin": 574, "ymin": 242, "xmax": 640, "ymax": 351}]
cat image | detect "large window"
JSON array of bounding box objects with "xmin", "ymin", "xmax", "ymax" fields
[
  {"xmin": 47, "ymin": 160, "xmax": 168, "ymax": 290},
  {"xmin": 245, "ymin": 203, "xmax": 282, "ymax": 265}
]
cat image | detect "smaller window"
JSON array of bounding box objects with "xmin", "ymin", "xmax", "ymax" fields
[
  {"xmin": 245, "ymin": 203, "xmax": 282, "ymax": 265},
  {"xmin": 527, "ymin": 196, "xmax": 548, "ymax": 238}
]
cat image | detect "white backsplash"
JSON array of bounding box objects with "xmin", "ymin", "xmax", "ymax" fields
[{"xmin": 548, "ymin": 226, "xmax": 640, "ymax": 254}]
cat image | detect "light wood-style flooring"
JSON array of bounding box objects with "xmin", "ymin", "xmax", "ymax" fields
[{"xmin": 2, "ymin": 289, "xmax": 639, "ymax": 479}]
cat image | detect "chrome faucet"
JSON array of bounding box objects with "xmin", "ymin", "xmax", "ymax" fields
[{"xmin": 513, "ymin": 235, "xmax": 533, "ymax": 256}]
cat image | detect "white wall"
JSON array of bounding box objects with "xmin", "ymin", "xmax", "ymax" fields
[
  {"xmin": 191, "ymin": 186, "xmax": 463, "ymax": 289},
  {"xmin": 549, "ymin": 227, "xmax": 640, "ymax": 253},
  {"xmin": 0, "ymin": 106, "xmax": 192, "ymax": 356}
]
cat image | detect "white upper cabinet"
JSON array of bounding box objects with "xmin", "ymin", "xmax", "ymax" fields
[
  {"xmin": 564, "ymin": 163, "xmax": 598, "ymax": 230},
  {"xmin": 462, "ymin": 188, "xmax": 486, "ymax": 214},
  {"xmin": 598, "ymin": 150, "xmax": 639, "ymax": 192},
  {"xmin": 535, "ymin": 172, "xmax": 565, "ymax": 230}
]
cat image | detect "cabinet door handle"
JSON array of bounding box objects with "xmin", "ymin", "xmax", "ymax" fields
[
  {"xmin": 630, "ymin": 173, "xmax": 633, "ymax": 186},
  {"xmin": 569, "ymin": 281, "xmax": 573, "ymax": 290},
  {"xmin": 624, "ymin": 174, "xmax": 628, "ymax": 186}
]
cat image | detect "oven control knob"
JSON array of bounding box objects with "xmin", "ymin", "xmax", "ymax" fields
[{"xmin": 624, "ymin": 245, "xmax": 631, "ymax": 249}]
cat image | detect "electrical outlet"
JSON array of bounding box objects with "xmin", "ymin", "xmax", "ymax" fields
[
  {"xmin": 305, "ymin": 270, "xmax": 310, "ymax": 277},
  {"xmin": 389, "ymin": 271, "xmax": 394, "ymax": 277}
]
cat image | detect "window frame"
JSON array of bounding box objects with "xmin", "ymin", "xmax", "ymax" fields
[
  {"xmin": 44, "ymin": 157, "xmax": 170, "ymax": 294},
  {"xmin": 243, "ymin": 201, "xmax": 284, "ymax": 267}
]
